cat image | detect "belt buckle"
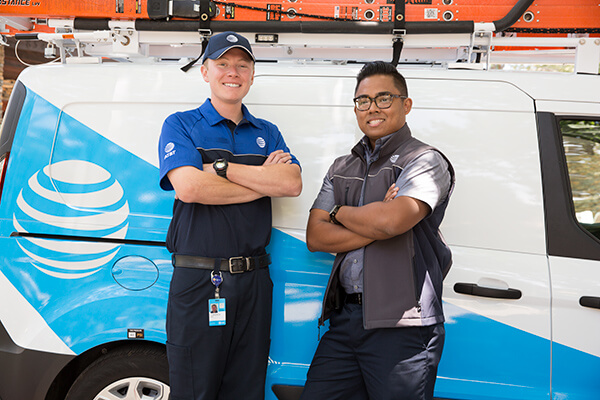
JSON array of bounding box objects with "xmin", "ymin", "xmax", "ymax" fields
[{"xmin": 228, "ymin": 256, "xmax": 248, "ymax": 274}]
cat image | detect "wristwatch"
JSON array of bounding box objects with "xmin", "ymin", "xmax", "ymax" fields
[
  {"xmin": 213, "ymin": 158, "xmax": 228, "ymax": 178},
  {"xmin": 329, "ymin": 204, "xmax": 343, "ymax": 226}
]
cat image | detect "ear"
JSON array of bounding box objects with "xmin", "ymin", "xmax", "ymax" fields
[
  {"xmin": 403, "ymin": 97, "xmax": 413, "ymax": 115},
  {"xmin": 201, "ymin": 63, "xmax": 209, "ymax": 83}
]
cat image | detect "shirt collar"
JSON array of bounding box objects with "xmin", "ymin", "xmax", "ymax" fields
[
  {"xmin": 198, "ymin": 99, "xmax": 260, "ymax": 128},
  {"xmin": 360, "ymin": 132, "xmax": 394, "ymax": 161},
  {"xmin": 353, "ymin": 124, "xmax": 412, "ymax": 161},
  {"xmin": 240, "ymin": 104, "xmax": 260, "ymax": 128}
]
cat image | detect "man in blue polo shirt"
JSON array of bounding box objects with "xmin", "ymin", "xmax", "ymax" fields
[{"xmin": 158, "ymin": 31, "xmax": 302, "ymax": 400}]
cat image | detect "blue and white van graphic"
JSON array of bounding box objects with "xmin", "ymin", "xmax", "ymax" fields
[{"xmin": 14, "ymin": 160, "xmax": 129, "ymax": 279}]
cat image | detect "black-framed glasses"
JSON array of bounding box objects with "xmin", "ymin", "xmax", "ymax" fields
[{"xmin": 353, "ymin": 93, "xmax": 407, "ymax": 111}]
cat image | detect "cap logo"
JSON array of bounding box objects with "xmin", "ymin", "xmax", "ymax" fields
[{"xmin": 227, "ymin": 35, "xmax": 239, "ymax": 43}]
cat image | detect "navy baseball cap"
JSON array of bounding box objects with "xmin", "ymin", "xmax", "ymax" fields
[{"xmin": 201, "ymin": 31, "xmax": 255, "ymax": 63}]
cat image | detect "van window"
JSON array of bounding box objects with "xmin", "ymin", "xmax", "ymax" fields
[{"xmin": 560, "ymin": 119, "xmax": 600, "ymax": 240}]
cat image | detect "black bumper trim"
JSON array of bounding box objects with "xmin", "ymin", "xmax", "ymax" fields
[{"xmin": 0, "ymin": 320, "xmax": 74, "ymax": 400}]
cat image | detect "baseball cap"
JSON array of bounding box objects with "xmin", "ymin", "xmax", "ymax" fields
[{"xmin": 201, "ymin": 31, "xmax": 255, "ymax": 63}]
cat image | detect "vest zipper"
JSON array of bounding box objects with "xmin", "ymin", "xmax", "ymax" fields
[
  {"xmin": 361, "ymin": 161, "xmax": 371, "ymax": 202},
  {"xmin": 361, "ymin": 159, "xmax": 373, "ymax": 322},
  {"xmin": 412, "ymin": 254, "xmax": 422, "ymax": 313}
]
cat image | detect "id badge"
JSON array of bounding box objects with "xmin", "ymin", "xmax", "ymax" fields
[{"xmin": 208, "ymin": 298, "xmax": 226, "ymax": 326}]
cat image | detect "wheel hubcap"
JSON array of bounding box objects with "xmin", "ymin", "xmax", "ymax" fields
[{"xmin": 94, "ymin": 377, "xmax": 170, "ymax": 400}]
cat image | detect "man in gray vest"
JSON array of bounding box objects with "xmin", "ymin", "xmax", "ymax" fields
[{"xmin": 300, "ymin": 61, "xmax": 455, "ymax": 400}]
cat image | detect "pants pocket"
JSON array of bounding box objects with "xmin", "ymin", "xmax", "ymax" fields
[{"xmin": 166, "ymin": 341, "xmax": 194, "ymax": 400}]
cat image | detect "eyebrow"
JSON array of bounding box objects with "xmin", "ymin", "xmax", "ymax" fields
[{"xmin": 356, "ymin": 91, "xmax": 393, "ymax": 97}]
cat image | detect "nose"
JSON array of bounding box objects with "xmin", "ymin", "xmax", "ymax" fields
[
  {"xmin": 223, "ymin": 65, "xmax": 239, "ymax": 76},
  {"xmin": 367, "ymin": 103, "xmax": 379, "ymax": 112}
]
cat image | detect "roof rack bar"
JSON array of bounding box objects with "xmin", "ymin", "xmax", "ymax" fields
[
  {"xmin": 71, "ymin": 19, "xmax": 480, "ymax": 35},
  {"xmin": 31, "ymin": 24, "xmax": 597, "ymax": 74},
  {"xmin": 69, "ymin": 0, "xmax": 535, "ymax": 36}
]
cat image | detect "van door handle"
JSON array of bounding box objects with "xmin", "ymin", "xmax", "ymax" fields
[
  {"xmin": 454, "ymin": 283, "xmax": 522, "ymax": 300},
  {"xmin": 580, "ymin": 296, "xmax": 600, "ymax": 309}
]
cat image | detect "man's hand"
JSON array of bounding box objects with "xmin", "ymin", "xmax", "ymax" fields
[
  {"xmin": 383, "ymin": 183, "xmax": 399, "ymax": 202},
  {"xmin": 264, "ymin": 149, "xmax": 293, "ymax": 165}
]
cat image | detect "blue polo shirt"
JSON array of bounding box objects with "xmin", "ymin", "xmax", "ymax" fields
[{"xmin": 158, "ymin": 99, "xmax": 299, "ymax": 258}]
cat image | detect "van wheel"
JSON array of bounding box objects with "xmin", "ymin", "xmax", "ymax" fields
[{"xmin": 64, "ymin": 346, "xmax": 170, "ymax": 400}]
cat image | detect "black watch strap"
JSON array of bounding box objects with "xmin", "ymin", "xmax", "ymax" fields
[
  {"xmin": 329, "ymin": 204, "xmax": 343, "ymax": 226},
  {"xmin": 213, "ymin": 158, "xmax": 228, "ymax": 178}
]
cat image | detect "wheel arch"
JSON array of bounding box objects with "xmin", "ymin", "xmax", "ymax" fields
[{"xmin": 45, "ymin": 339, "xmax": 167, "ymax": 400}]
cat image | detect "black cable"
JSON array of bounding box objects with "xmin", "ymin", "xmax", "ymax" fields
[
  {"xmin": 493, "ymin": 0, "xmax": 535, "ymax": 32},
  {"xmin": 213, "ymin": 1, "xmax": 354, "ymax": 22}
]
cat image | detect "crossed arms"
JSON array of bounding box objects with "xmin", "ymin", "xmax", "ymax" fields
[
  {"xmin": 168, "ymin": 150, "xmax": 302, "ymax": 205},
  {"xmin": 306, "ymin": 184, "xmax": 430, "ymax": 254}
]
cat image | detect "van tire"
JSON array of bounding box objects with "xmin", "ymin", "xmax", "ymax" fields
[{"xmin": 64, "ymin": 346, "xmax": 169, "ymax": 400}]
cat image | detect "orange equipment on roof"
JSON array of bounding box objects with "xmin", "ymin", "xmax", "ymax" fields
[{"xmin": 1, "ymin": 0, "xmax": 599, "ymax": 34}]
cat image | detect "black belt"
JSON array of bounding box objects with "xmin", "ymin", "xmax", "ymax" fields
[
  {"xmin": 345, "ymin": 292, "xmax": 363, "ymax": 305},
  {"xmin": 172, "ymin": 254, "xmax": 271, "ymax": 274}
]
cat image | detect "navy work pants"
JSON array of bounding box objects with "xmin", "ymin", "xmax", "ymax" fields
[
  {"xmin": 166, "ymin": 266, "xmax": 273, "ymax": 400},
  {"xmin": 300, "ymin": 303, "xmax": 445, "ymax": 400}
]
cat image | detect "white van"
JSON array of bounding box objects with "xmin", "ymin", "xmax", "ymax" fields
[{"xmin": 0, "ymin": 31, "xmax": 599, "ymax": 400}]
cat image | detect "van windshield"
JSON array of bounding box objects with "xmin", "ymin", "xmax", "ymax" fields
[{"xmin": 560, "ymin": 119, "xmax": 600, "ymax": 240}]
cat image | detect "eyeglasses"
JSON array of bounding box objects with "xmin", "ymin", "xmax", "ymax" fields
[{"xmin": 353, "ymin": 93, "xmax": 407, "ymax": 111}]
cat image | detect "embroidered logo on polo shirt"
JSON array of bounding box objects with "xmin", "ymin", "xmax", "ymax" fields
[
  {"xmin": 164, "ymin": 142, "xmax": 176, "ymax": 159},
  {"xmin": 256, "ymin": 137, "xmax": 266, "ymax": 148},
  {"xmin": 390, "ymin": 155, "xmax": 399, "ymax": 163}
]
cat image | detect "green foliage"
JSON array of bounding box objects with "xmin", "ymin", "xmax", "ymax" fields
[{"xmin": 560, "ymin": 120, "xmax": 600, "ymax": 143}]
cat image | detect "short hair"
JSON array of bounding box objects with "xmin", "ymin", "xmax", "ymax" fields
[{"xmin": 355, "ymin": 61, "xmax": 408, "ymax": 97}]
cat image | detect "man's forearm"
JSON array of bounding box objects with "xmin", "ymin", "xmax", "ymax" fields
[
  {"xmin": 227, "ymin": 162, "xmax": 302, "ymax": 198},
  {"xmin": 306, "ymin": 209, "xmax": 374, "ymax": 253},
  {"xmin": 334, "ymin": 196, "xmax": 429, "ymax": 240},
  {"xmin": 187, "ymin": 174, "xmax": 266, "ymax": 205},
  {"xmin": 168, "ymin": 166, "xmax": 264, "ymax": 205}
]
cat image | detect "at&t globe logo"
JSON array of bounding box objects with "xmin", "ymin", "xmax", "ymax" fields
[{"xmin": 13, "ymin": 160, "xmax": 129, "ymax": 279}]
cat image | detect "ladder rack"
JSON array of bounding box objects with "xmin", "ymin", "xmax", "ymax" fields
[{"xmin": 8, "ymin": 23, "xmax": 600, "ymax": 75}]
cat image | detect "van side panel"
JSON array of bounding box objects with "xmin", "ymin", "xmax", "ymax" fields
[
  {"xmin": 537, "ymin": 112, "xmax": 600, "ymax": 400},
  {"xmin": 406, "ymin": 77, "xmax": 551, "ymax": 399},
  {"xmin": 0, "ymin": 85, "xmax": 77, "ymax": 400},
  {"xmin": 0, "ymin": 88, "xmax": 173, "ymax": 353}
]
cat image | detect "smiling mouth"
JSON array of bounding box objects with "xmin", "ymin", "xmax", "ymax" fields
[
  {"xmin": 223, "ymin": 83, "xmax": 241, "ymax": 88},
  {"xmin": 367, "ymin": 118, "xmax": 385, "ymax": 126}
]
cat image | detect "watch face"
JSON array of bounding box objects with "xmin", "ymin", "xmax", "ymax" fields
[{"xmin": 215, "ymin": 160, "xmax": 225, "ymax": 170}]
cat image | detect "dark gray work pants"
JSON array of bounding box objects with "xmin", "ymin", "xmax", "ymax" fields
[{"xmin": 301, "ymin": 303, "xmax": 445, "ymax": 400}]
